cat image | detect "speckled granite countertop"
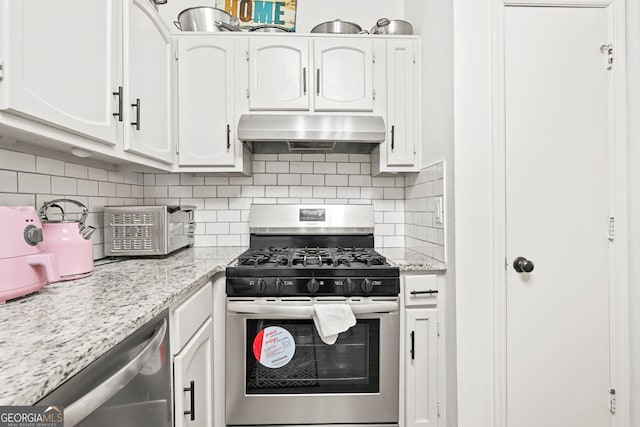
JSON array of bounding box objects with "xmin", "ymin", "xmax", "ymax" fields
[
  {"xmin": 377, "ymin": 247, "xmax": 447, "ymax": 272},
  {"xmin": 0, "ymin": 245, "xmax": 443, "ymax": 406},
  {"xmin": 0, "ymin": 246, "xmax": 245, "ymax": 406}
]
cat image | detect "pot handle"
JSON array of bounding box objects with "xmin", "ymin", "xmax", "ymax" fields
[
  {"xmin": 358, "ymin": 29, "xmax": 369, "ymax": 34},
  {"xmin": 173, "ymin": 21, "xmax": 182, "ymax": 31},
  {"xmin": 39, "ymin": 199, "xmax": 89, "ymax": 225},
  {"xmin": 214, "ymin": 20, "xmax": 242, "ymax": 32}
]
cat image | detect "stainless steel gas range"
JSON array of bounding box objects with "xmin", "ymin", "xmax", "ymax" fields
[{"xmin": 225, "ymin": 204, "xmax": 400, "ymax": 427}]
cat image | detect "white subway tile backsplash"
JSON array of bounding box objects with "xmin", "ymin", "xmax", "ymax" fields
[
  {"xmin": 52, "ymin": 176, "xmax": 77, "ymax": 195},
  {"xmin": 278, "ymin": 174, "xmax": 302, "ymax": 186},
  {"xmin": 218, "ymin": 234, "xmax": 241, "ymax": 246},
  {"xmin": 218, "ymin": 186, "xmax": 241, "ymax": 197},
  {"xmin": 349, "ymin": 154, "xmax": 369, "ymax": 163},
  {"xmin": 195, "ymin": 210, "xmax": 217, "ymax": 222},
  {"xmin": 78, "ymin": 179, "xmax": 99, "ymax": 196},
  {"xmin": 230, "ymin": 177, "xmax": 253, "ymax": 185},
  {"xmin": 206, "ymin": 222, "xmax": 230, "ymax": 234},
  {"xmin": 348, "ymin": 175, "xmax": 371, "ymax": 187},
  {"xmin": 65, "ymin": 163, "xmax": 88, "ymax": 179},
  {"xmin": 337, "ymin": 162, "xmax": 360, "ymax": 175},
  {"xmin": 313, "ymin": 186, "xmax": 337, "ymax": 198},
  {"xmin": 218, "ymin": 210, "xmax": 241, "ymax": 222},
  {"xmin": 277, "ymin": 198, "xmax": 302, "ymax": 204},
  {"xmin": 290, "ymin": 162, "xmax": 313, "ymax": 174},
  {"xmin": 254, "ymin": 154, "xmax": 278, "ymax": 161},
  {"xmin": 252, "ymin": 161, "xmax": 266, "ymax": 173},
  {"xmin": 0, "ymin": 149, "xmax": 36, "ymax": 172},
  {"xmin": 265, "ymin": 186, "xmax": 289, "ymax": 198},
  {"xmin": 326, "ymin": 153, "xmax": 349, "ymax": 162},
  {"xmin": 180, "ymin": 174, "xmax": 205, "ymax": 186},
  {"xmin": 142, "ymin": 185, "xmax": 166, "ymax": 198},
  {"xmin": 204, "ymin": 198, "xmax": 229, "ymax": 210},
  {"xmin": 336, "ymin": 187, "xmax": 360, "ymax": 199},
  {"xmin": 301, "ymin": 174, "xmax": 323, "ymax": 186},
  {"xmin": 325, "ymin": 175, "xmax": 348, "ymax": 186},
  {"xmin": 156, "ymin": 174, "xmax": 180, "ymax": 186},
  {"xmin": 383, "ymin": 188, "xmax": 404, "ymax": 200},
  {"xmin": 107, "ymin": 171, "xmax": 125, "ymax": 184},
  {"xmin": 266, "ymin": 162, "xmax": 289, "ymax": 173},
  {"xmin": 205, "ymin": 177, "xmax": 229, "ymax": 186},
  {"xmin": 37, "ymin": 157, "xmax": 65, "ymax": 176},
  {"xmin": 302, "ymin": 154, "xmax": 325, "ymax": 162},
  {"xmin": 241, "ymin": 186, "xmax": 265, "ymax": 198},
  {"xmin": 253, "ymin": 174, "xmax": 277, "ymax": 185},
  {"xmin": 314, "ymin": 162, "xmax": 337, "ymax": 174},
  {"xmin": 116, "ymin": 184, "xmax": 132, "ymax": 198},
  {"xmin": 289, "ymin": 186, "xmax": 313, "ymax": 198},
  {"xmin": 229, "ymin": 198, "xmax": 252, "ymax": 210},
  {"xmin": 0, "ymin": 171, "xmax": 17, "ymax": 192},
  {"xmin": 193, "ymin": 186, "xmax": 217, "ymax": 197},
  {"xmin": 0, "ymin": 192, "xmax": 35, "ymax": 206},
  {"xmin": 278, "ymin": 153, "xmax": 302, "ymax": 161},
  {"xmin": 18, "ymin": 173, "xmax": 50, "ymax": 193}
]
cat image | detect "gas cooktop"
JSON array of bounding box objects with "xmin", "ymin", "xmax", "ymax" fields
[{"xmin": 226, "ymin": 246, "xmax": 399, "ymax": 297}]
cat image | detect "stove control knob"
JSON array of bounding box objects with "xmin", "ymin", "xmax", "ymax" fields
[
  {"xmin": 256, "ymin": 278, "xmax": 267, "ymax": 293},
  {"xmin": 307, "ymin": 278, "xmax": 320, "ymax": 293},
  {"xmin": 274, "ymin": 278, "xmax": 284, "ymax": 293},
  {"xmin": 343, "ymin": 278, "xmax": 355, "ymax": 294},
  {"xmin": 361, "ymin": 278, "xmax": 374, "ymax": 293}
]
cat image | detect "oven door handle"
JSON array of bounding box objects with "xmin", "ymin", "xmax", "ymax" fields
[
  {"xmin": 64, "ymin": 319, "xmax": 167, "ymax": 426},
  {"xmin": 227, "ymin": 301, "xmax": 398, "ymax": 316}
]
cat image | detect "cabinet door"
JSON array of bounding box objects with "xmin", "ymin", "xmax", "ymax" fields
[
  {"xmin": 174, "ymin": 318, "xmax": 213, "ymax": 427},
  {"xmin": 312, "ymin": 39, "xmax": 373, "ymax": 111},
  {"xmin": 405, "ymin": 308, "xmax": 438, "ymax": 427},
  {"xmin": 124, "ymin": 0, "xmax": 174, "ymax": 164},
  {"xmin": 5, "ymin": 0, "xmax": 121, "ymax": 145},
  {"xmin": 177, "ymin": 37, "xmax": 237, "ymax": 167},
  {"xmin": 385, "ymin": 40, "xmax": 418, "ymax": 167},
  {"xmin": 249, "ymin": 38, "xmax": 310, "ymax": 110}
]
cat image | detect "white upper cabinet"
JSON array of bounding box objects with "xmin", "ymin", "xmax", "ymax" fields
[
  {"xmin": 372, "ymin": 38, "xmax": 420, "ymax": 174},
  {"xmin": 248, "ymin": 38, "xmax": 310, "ymax": 110},
  {"xmin": 313, "ymin": 38, "xmax": 374, "ymax": 112},
  {"xmin": 124, "ymin": 0, "xmax": 174, "ymax": 164},
  {"xmin": 247, "ymin": 36, "xmax": 374, "ymax": 112},
  {"xmin": 176, "ymin": 35, "xmax": 250, "ymax": 173},
  {"xmin": 2, "ymin": 0, "xmax": 122, "ymax": 146}
]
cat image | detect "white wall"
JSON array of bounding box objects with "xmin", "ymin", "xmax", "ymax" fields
[
  {"xmin": 626, "ymin": 0, "xmax": 640, "ymax": 424},
  {"xmin": 453, "ymin": 0, "xmax": 496, "ymax": 426}
]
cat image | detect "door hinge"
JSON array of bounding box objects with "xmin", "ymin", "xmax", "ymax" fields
[
  {"xmin": 609, "ymin": 388, "xmax": 616, "ymax": 414},
  {"xmin": 437, "ymin": 322, "xmax": 441, "ymax": 337},
  {"xmin": 372, "ymin": 53, "xmax": 376, "ymax": 64},
  {"xmin": 0, "ymin": 60, "xmax": 4, "ymax": 80},
  {"xmin": 601, "ymin": 43, "xmax": 613, "ymax": 70},
  {"xmin": 246, "ymin": 51, "xmax": 249, "ymax": 61},
  {"xmin": 437, "ymin": 400, "xmax": 441, "ymax": 417},
  {"xmin": 413, "ymin": 52, "xmax": 416, "ymax": 64},
  {"xmin": 373, "ymin": 89, "xmax": 376, "ymax": 101},
  {"xmin": 246, "ymin": 88, "xmax": 250, "ymax": 98},
  {"xmin": 175, "ymin": 49, "xmax": 178, "ymax": 61},
  {"xmin": 608, "ymin": 217, "xmax": 615, "ymax": 241}
]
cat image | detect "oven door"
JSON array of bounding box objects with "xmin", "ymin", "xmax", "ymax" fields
[{"xmin": 226, "ymin": 298, "xmax": 399, "ymax": 426}]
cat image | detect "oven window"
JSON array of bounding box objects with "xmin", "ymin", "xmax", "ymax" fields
[{"xmin": 245, "ymin": 319, "xmax": 380, "ymax": 394}]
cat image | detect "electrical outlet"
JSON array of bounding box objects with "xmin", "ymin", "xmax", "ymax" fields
[{"xmin": 435, "ymin": 196, "xmax": 444, "ymax": 225}]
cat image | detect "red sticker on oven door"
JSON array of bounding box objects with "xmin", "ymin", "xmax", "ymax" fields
[{"xmin": 253, "ymin": 326, "xmax": 295, "ymax": 368}]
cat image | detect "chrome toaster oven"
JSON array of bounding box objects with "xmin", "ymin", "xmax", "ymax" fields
[{"xmin": 103, "ymin": 205, "xmax": 195, "ymax": 256}]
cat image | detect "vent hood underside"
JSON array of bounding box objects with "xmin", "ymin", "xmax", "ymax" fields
[{"xmin": 237, "ymin": 114, "xmax": 386, "ymax": 154}]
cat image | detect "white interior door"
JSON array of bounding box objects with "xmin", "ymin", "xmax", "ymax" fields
[{"xmin": 505, "ymin": 6, "xmax": 611, "ymax": 427}]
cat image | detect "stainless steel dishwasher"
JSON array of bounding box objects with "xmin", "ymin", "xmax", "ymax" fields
[{"xmin": 38, "ymin": 310, "xmax": 171, "ymax": 427}]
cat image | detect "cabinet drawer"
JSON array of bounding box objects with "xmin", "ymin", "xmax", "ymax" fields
[
  {"xmin": 404, "ymin": 274, "xmax": 438, "ymax": 307},
  {"xmin": 171, "ymin": 282, "xmax": 213, "ymax": 353}
]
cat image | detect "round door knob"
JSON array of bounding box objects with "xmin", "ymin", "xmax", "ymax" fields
[
  {"xmin": 307, "ymin": 277, "xmax": 320, "ymax": 293},
  {"xmin": 343, "ymin": 278, "xmax": 355, "ymax": 294},
  {"xmin": 513, "ymin": 256, "xmax": 535, "ymax": 273},
  {"xmin": 361, "ymin": 278, "xmax": 374, "ymax": 293},
  {"xmin": 256, "ymin": 278, "xmax": 267, "ymax": 292},
  {"xmin": 274, "ymin": 278, "xmax": 284, "ymax": 293}
]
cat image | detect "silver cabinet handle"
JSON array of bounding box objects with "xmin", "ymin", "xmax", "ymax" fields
[
  {"xmin": 316, "ymin": 69, "xmax": 320, "ymax": 96},
  {"xmin": 303, "ymin": 67, "xmax": 307, "ymax": 95},
  {"xmin": 64, "ymin": 319, "xmax": 167, "ymax": 426},
  {"xmin": 112, "ymin": 86, "xmax": 123, "ymax": 122},
  {"xmin": 227, "ymin": 301, "xmax": 398, "ymax": 316}
]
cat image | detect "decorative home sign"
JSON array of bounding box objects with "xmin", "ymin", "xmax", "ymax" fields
[{"xmin": 216, "ymin": 0, "xmax": 297, "ymax": 31}]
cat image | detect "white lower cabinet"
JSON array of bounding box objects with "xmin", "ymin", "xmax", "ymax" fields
[
  {"xmin": 171, "ymin": 282, "xmax": 214, "ymax": 427},
  {"xmin": 402, "ymin": 274, "xmax": 441, "ymax": 427},
  {"xmin": 174, "ymin": 318, "xmax": 213, "ymax": 427}
]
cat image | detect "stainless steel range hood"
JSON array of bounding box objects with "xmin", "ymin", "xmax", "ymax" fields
[{"xmin": 237, "ymin": 114, "xmax": 386, "ymax": 154}]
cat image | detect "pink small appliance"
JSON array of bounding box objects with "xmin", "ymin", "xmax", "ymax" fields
[
  {"xmin": 39, "ymin": 199, "xmax": 95, "ymax": 282},
  {"xmin": 0, "ymin": 206, "xmax": 60, "ymax": 303}
]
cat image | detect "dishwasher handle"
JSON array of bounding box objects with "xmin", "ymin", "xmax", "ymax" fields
[
  {"xmin": 227, "ymin": 301, "xmax": 398, "ymax": 316},
  {"xmin": 64, "ymin": 319, "xmax": 167, "ymax": 426}
]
